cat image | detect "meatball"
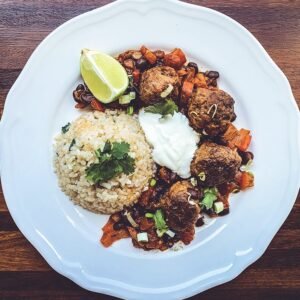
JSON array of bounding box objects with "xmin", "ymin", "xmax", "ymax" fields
[
  {"xmin": 160, "ymin": 181, "xmax": 200, "ymax": 232},
  {"xmin": 139, "ymin": 66, "xmax": 180, "ymax": 104},
  {"xmin": 191, "ymin": 142, "xmax": 241, "ymax": 186},
  {"xmin": 188, "ymin": 87, "xmax": 236, "ymax": 136}
]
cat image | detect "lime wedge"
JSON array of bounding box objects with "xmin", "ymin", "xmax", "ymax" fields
[{"xmin": 80, "ymin": 49, "xmax": 129, "ymax": 103}]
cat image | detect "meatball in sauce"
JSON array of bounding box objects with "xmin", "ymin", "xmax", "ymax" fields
[
  {"xmin": 139, "ymin": 66, "xmax": 180, "ymax": 104},
  {"xmin": 188, "ymin": 87, "xmax": 236, "ymax": 136}
]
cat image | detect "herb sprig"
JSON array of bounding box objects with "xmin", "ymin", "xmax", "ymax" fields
[
  {"xmin": 144, "ymin": 99, "xmax": 178, "ymax": 117},
  {"xmin": 86, "ymin": 141, "xmax": 135, "ymax": 184}
]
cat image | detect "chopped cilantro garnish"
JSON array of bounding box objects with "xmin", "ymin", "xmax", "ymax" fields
[
  {"xmin": 144, "ymin": 99, "xmax": 178, "ymax": 117},
  {"xmin": 69, "ymin": 139, "xmax": 76, "ymax": 151},
  {"xmin": 61, "ymin": 122, "xmax": 71, "ymax": 134},
  {"xmin": 85, "ymin": 141, "xmax": 135, "ymax": 184}
]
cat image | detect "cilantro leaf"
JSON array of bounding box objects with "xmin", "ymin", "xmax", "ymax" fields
[
  {"xmin": 200, "ymin": 187, "xmax": 218, "ymax": 210},
  {"xmin": 144, "ymin": 99, "xmax": 178, "ymax": 117},
  {"xmin": 85, "ymin": 141, "xmax": 135, "ymax": 184},
  {"xmin": 102, "ymin": 141, "xmax": 112, "ymax": 154},
  {"xmin": 111, "ymin": 141, "xmax": 130, "ymax": 159},
  {"xmin": 118, "ymin": 154, "xmax": 135, "ymax": 174},
  {"xmin": 69, "ymin": 139, "xmax": 76, "ymax": 151},
  {"xmin": 61, "ymin": 122, "xmax": 71, "ymax": 134}
]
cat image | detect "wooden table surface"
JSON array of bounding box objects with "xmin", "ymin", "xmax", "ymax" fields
[{"xmin": 0, "ymin": 0, "xmax": 299, "ymax": 299}]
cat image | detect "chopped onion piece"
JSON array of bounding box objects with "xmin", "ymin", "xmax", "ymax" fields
[
  {"xmin": 125, "ymin": 211, "xmax": 138, "ymax": 228},
  {"xmin": 160, "ymin": 84, "xmax": 174, "ymax": 98},
  {"xmin": 137, "ymin": 232, "xmax": 148, "ymax": 242},
  {"xmin": 150, "ymin": 178, "xmax": 157, "ymax": 187},
  {"xmin": 198, "ymin": 171, "xmax": 206, "ymax": 181},
  {"xmin": 119, "ymin": 91, "xmax": 136, "ymax": 104},
  {"xmin": 213, "ymin": 201, "xmax": 224, "ymax": 214},
  {"xmin": 190, "ymin": 177, "xmax": 197, "ymax": 186},
  {"xmin": 165, "ymin": 230, "xmax": 175, "ymax": 238}
]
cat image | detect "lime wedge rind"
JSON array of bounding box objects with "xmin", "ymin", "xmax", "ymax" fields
[{"xmin": 80, "ymin": 49, "xmax": 129, "ymax": 104}]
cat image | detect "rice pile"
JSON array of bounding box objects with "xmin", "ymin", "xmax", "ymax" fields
[{"xmin": 54, "ymin": 110, "xmax": 154, "ymax": 214}]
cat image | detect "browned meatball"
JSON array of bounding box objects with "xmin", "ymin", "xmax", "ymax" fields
[
  {"xmin": 191, "ymin": 142, "xmax": 241, "ymax": 186},
  {"xmin": 139, "ymin": 66, "xmax": 180, "ymax": 104},
  {"xmin": 160, "ymin": 181, "xmax": 200, "ymax": 232},
  {"xmin": 188, "ymin": 87, "xmax": 236, "ymax": 136}
]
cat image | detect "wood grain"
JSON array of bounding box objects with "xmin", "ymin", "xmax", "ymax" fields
[{"xmin": 0, "ymin": 0, "xmax": 299, "ymax": 299}]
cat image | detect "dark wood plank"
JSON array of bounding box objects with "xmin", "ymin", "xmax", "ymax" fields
[
  {"xmin": 0, "ymin": 0, "xmax": 299, "ymax": 299},
  {"xmin": 0, "ymin": 232, "xmax": 51, "ymax": 271}
]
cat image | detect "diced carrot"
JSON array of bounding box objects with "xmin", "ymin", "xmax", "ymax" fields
[
  {"xmin": 132, "ymin": 69, "xmax": 141, "ymax": 85},
  {"xmin": 181, "ymin": 80, "xmax": 194, "ymax": 104},
  {"xmin": 144, "ymin": 51, "xmax": 157, "ymax": 65},
  {"xmin": 177, "ymin": 68, "xmax": 188, "ymax": 77},
  {"xmin": 194, "ymin": 72, "xmax": 208, "ymax": 88},
  {"xmin": 140, "ymin": 45, "xmax": 147, "ymax": 55},
  {"xmin": 239, "ymin": 171, "xmax": 254, "ymax": 190},
  {"xmin": 236, "ymin": 129, "xmax": 252, "ymax": 151},
  {"xmin": 164, "ymin": 48, "xmax": 187, "ymax": 69},
  {"xmin": 222, "ymin": 124, "xmax": 252, "ymax": 151},
  {"xmin": 140, "ymin": 45, "xmax": 157, "ymax": 64},
  {"xmin": 222, "ymin": 123, "xmax": 239, "ymax": 148},
  {"xmin": 181, "ymin": 67, "xmax": 195, "ymax": 104},
  {"xmin": 90, "ymin": 99, "xmax": 105, "ymax": 112}
]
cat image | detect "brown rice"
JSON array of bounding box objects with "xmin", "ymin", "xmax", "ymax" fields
[{"xmin": 54, "ymin": 110, "xmax": 154, "ymax": 214}]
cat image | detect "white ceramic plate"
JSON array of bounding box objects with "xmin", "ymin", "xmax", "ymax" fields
[{"xmin": 0, "ymin": 0, "xmax": 299, "ymax": 299}]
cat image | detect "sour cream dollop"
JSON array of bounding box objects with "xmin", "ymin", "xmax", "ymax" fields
[{"xmin": 138, "ymin": 110, "xmax": 200, "ymax": 178}]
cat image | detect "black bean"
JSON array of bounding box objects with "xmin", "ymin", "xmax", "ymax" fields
[
  {"xmin": 187, "ymin": 62, "xmax": 199, "ymax": 74},
  {"xmin": 206, "ymin": 71, "xmax": 219, "ymax": 79},
  {"xmin": 113, "ymin": 222, "xmax": 125, "ymax": 230},
  {"xmin": 154, "ymin": 50, "xmax": 165, "ymax": 59},
  {"xmin": 169, "ymin": 172, "xmax": 178, "ymax": 183},
  {"xmin": 80, "ymin": 93, "xmax": 94, "ymax": 104},
  {"xmin": 187, "ymin": 188, "xmax": 201, "ymax": 200},
  {"xmin": 73, "ymin": 90, "xmax": 82, "ymax": 103},
  {"xmin": 135, "ymin": 58, "xmax": 148, "ymax": 71},
  {"xmin": 154, "ymin": 59, "xmax": 164, "ymax": 67},
  {"xmin": 196, "ymin": 217, "xmax": 204, "ymax": 227},
  {"xmin": 131, "ymin": 206, "xmax": 140, "ymax": 218},
  {"xmin": 231, "ymin": 112, "xmax": 237, "ymax": 122},
  {"xmin": 210, "ymin": 79, "xmax": 218, "ymax": 87},
  {"xmin": 218, "ymin": 208, "xmax": 230, "ymax": 216},
  {"xmin": 76, "ymin": 84, "xmax": 85, "ymax": 91},
  {"xmin": 238, "ymin": 151, "xmax": 254, "ymax": 165}
]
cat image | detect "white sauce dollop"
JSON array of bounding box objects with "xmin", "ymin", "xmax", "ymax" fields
[{"xmin": 138, "ymin": 110, "xmax": 200, "ymax": 178}]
